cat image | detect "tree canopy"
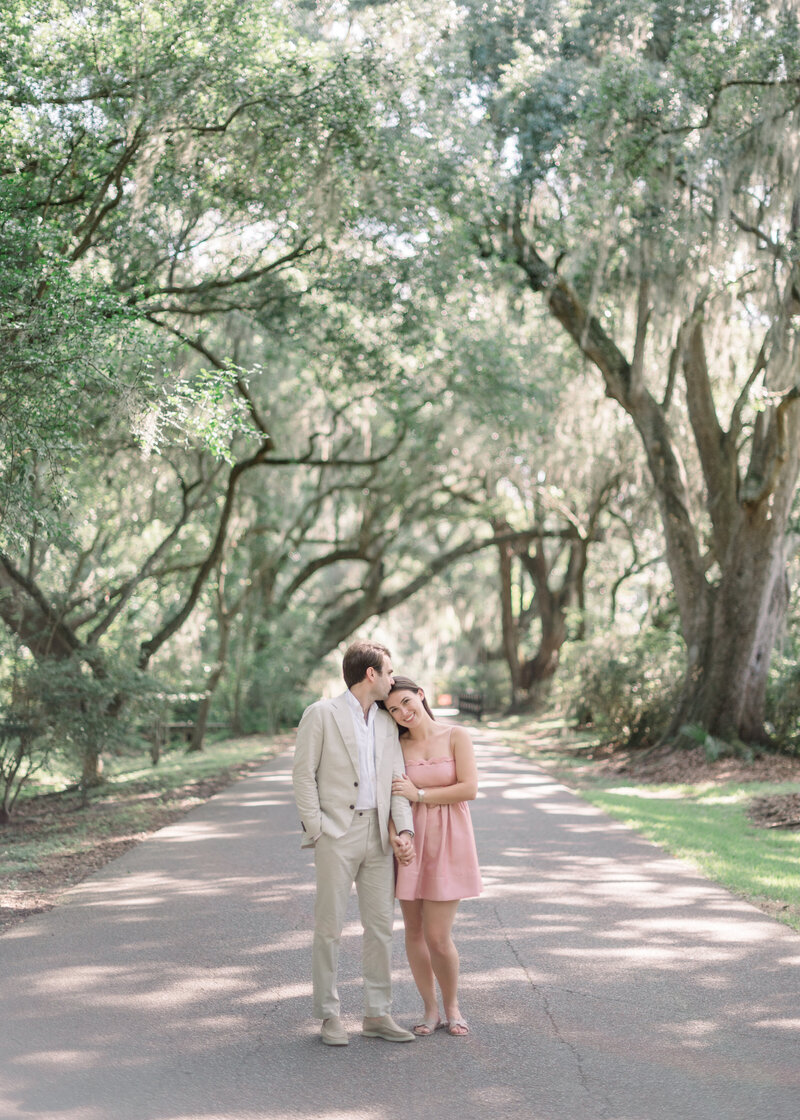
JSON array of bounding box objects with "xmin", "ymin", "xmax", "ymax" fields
[{"xmin": 2, "ymin": 0, "xmax": 800, "ymax": 808}]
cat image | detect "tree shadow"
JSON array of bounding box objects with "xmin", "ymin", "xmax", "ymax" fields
[{"xmin": 1, "ymin": 738, "xmax": 799, "ymax": 1120}]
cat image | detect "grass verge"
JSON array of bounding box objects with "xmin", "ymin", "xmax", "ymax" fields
[
  {"xmin": 581, "ymin": 782, "xmax": 800, "ymax": 931},
  {"xmin": 487, "ymin": 715, "xmax": 800, "ymax": 933},
  {"xmin": 1, "ymin": 732, "xmax": 291, "ymax": 935}
]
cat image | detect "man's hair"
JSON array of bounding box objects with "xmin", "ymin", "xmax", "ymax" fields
[{"xmin": 342, "ymin": 640, "xmax": 391, "ymax": 688}]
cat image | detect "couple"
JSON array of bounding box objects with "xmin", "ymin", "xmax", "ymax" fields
[{"xmin": 292, "ymin": 639, "xmax": 482, "ymax": 1046}]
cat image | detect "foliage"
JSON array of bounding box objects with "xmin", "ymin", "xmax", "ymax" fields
[
  {"xmin": 563, "ymin": 626, "xmax": 684, "ymax": 747},
  {"xmin": 765, "ymin": 654, "xmax": 800, "ymax": 755},
  {"xmin": 4, "ymin": 0, "xmax": 800, "ymax": 786},
  {"xmin": 0, "ymin": 203, "xmax": 145, "ymax": 542}
]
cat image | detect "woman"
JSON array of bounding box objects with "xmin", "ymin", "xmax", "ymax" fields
[{"xmin": 386, "ymin": 676, "xmax": 482, "ymax": 1037}]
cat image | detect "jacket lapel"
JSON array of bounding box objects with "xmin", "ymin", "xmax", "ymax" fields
[
  {"xmin": 330, "ymin": 692, "xmax": 359, "ymax": 770},
  {"xmin": 374, "ymin": 711, "xmax": 395, "ymax": 778}
]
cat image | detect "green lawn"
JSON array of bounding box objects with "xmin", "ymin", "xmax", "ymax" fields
[
  {"xmin": 487, "ymin": 715, "xmax": 800, "ymax": 932},
  {"xmin": 581, "ymin": 781, "xmax": 800, "ymax": 931}
]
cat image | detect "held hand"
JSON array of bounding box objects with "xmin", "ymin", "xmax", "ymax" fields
[
  {"xmin": 391, "ymin": 832, "xmax": 415, "ymax": 865},
  {"xmin": 391, "ymin": 774, "xmax": 418, "ymax": 801}
]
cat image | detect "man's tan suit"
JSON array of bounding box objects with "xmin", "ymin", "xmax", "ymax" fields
[{"xmin": 292, "ymin": 692, "xmax": 413, "ymax": 1020}]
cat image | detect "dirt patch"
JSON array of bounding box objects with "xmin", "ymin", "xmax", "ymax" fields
[
  {"xmin": 0, "ymin": 743, "xmax": 290, "ymax": 937},
  {"xmin": 747, "ymin": 793, "xmax": 800, "ymax": 830},
  {"xmin": 555, "ymin": 739, "xmax": 797, "ymax": 784},
  {"xmin": 1, "ymin": 837, "xmax": 143, "ymax": 932},
  {"xmin": 577, "ymin": 742, "xmax": 800, "ymax": 786},
  {"xmin": 531, "ymin": 740, "xmax": 800, "ymax": 830}
]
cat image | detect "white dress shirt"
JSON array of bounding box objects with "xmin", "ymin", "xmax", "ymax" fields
[{"xmin": 344, "ymin": 688, "xmax": 378, "ymax": 810}]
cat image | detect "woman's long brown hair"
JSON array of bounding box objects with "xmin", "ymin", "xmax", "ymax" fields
[{"xmin": 383, "ymin": 676, "xmax": 436, "ymax": 736}]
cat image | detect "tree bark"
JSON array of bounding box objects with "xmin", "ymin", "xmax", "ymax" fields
[
  {"xmin": 188, "ymin": 574, "xmax": 234, "ymax": 753},
  {"xmin": 669, "ymin": 468, "xmax": 796, "ymax": 743},
  {"xmin": 496, "ymin": 533, "xmax": 523, "ymax": 705}
]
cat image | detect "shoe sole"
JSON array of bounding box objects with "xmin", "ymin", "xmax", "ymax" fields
[
  {"xmin": 321, "ymin": 1035, "xmax": 349, "ymax": 1046},
  {"xmin": 361, "ymin": 1030, "xmax": 415, "ymax": 1042}
]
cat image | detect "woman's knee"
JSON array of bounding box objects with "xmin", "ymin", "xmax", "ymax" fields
[
  {"xmin": 404, "ymin": 917, "xmax": 426, "ymax": 946},
  {"xmin": 425, "ymin": 929, "xmax": 456, "ymax": 958}
]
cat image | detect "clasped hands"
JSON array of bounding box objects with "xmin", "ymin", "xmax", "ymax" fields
[{"xmin": 391, "ymin": 831, "xmax": 415, "ymax": 865}]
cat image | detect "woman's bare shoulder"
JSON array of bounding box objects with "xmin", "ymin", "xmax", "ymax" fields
[{"xmin": 444, "ymin": 722, "xmax": 473, "ymax": 749}]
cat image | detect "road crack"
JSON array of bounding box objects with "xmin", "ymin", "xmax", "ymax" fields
[{"xmin": 492, "ymin": 903, "xmax": 615, "ymax": 1120}]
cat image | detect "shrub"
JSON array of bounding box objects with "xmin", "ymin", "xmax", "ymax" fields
[
  {"xmin": 0, "ymin": 716, "xmax": 53, "ymax": 823},
  {"xmin": 1, "ymin": 652, "xmax": 154, "ymax": 807},
  {"xmin": 765, "ymin": 654, "xmax": 800, "ymax": 754},
  {"xmin": 561, "ymin": 627, "xmax": 684, "ymax": 747},
  {"xmin": 0, "ymin": 651, "xmax": 54, "ymax": 821}
]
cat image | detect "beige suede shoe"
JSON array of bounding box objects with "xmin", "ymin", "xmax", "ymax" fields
[
  {"xmin": 361, "ymin": 1014, "xmax": 415, "ymax": 1042},
  {"xmin": 320, "ymin": 1016, "xmax": 349, "ymax": 1046}
]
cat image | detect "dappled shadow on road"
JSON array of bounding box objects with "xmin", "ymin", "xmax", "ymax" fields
[{"xmin": 1, "ymin": 737, "xmax": 799, "ymax": 1120}]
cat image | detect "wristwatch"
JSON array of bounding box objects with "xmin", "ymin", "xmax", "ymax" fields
[{"xmin": 418, "ymin": 789, "xmax": 426, "ymax": 802}]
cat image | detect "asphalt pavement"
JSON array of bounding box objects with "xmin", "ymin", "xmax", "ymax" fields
[{"xmin": 1, "ymin": 729, "xmax": 799, "ymax": 1120}]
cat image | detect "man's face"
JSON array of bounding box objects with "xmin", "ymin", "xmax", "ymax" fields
[{"xmin": 371, "ymin": 656, "xmax": 395, "ymax": 701}]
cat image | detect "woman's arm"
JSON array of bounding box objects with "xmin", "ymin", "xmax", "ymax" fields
[{"xmin": 391, "ymin": 727, "xmax": 478, "ymax": 806}]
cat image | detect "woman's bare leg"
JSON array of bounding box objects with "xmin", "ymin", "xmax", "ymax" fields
[
  {"xmin": 421, "ymin": 900, "xmax": 465, "ymax": 1029},
  {"xmin": 399, "ymin": 899, "xmax": 440, "ymax": 1028}
]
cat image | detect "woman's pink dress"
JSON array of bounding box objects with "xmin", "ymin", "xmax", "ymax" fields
[{"xmin": 395, "ymin": 755, "xmax": 482, "ymax": 901}]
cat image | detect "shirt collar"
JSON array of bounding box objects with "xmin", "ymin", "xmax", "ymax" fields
[{"xmin": 345, "ymin": 688, "xmax": 376, "ymax": 726}]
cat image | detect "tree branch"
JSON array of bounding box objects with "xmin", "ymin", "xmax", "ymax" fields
[
  {"xmin": 69, "ymin": 125, "xmax": 145, "ymax": 261},
  {"xmin": 0, "ymin": 551, "xmax": 82, "ymax": 660},
  {"xmin": 137, "ymin": 239, "xmax": 318, "ymax": 302},
  {"xmin": 137, "ymin": 441, "xmax": 273, "ymax": 667}
]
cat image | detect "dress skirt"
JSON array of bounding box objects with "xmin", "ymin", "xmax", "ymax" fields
[{"xmin": 395, "ymin": 756, "xmax": 482, "ymax": 901}]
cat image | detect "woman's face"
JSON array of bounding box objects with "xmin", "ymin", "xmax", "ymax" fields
[{"xmin": 386, "ymin": 688, "xmax": 424, "ymax": 730}]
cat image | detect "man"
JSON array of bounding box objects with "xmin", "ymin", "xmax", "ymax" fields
[{"xmin": 292, "ymin": 639, "xmax": 416, "ymax": 1046}]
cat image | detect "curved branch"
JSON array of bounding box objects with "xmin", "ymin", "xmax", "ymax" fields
[
  {"xmin": 69, "ymin": 124, "xmax": 145, "ymax": 261},
  {"xmin": 137, "ymin": 441, "xmax": 273, "ymax": 667},
  {"xmin": 136, "ymin": 239, "xmax": 318, "ymax": 302},
  {"xmin": 0, "ymin": 551, "xmax": 82, "ymax": 660}
]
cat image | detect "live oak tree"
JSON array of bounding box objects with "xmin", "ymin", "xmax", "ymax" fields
[
  {"xmin": 0, "ymin": 0, "xmax": 538, "ymax": 780},
  {"xmin": 452, "ymin": 0, "xmax": 800, "ymax": 744},
  {"xmin": 0, "ymin": 0, "xmax": 405, "ymax": 778}
]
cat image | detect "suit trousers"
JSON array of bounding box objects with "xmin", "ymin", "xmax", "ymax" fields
[{"xmin": 312, "ymin": 809, "xmax": 395, "ymax": 1020}]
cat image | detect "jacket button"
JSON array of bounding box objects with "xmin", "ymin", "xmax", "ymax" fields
[
  {"xmin": 354, "ymin": 781, "xmax": 359, "ymax": 786},
  {"xmin": 349, "ymin": 804, "xmax": 355, "ymax": 810}
]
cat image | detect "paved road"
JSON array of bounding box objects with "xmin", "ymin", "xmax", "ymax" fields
[{"xmin": 1, "ymin": 731, "xmax": 798, "ymax": 1120}]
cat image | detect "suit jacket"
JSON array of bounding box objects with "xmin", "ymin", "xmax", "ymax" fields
[{"xmin": 292, "ymin": 691, "xmax": 413, "ymax": 851}]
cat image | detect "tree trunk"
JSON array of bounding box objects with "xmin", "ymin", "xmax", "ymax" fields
[
  {"xmin": 188, "ymin": 620, "xmax": 231, "ymax": 752},
  {"xmin": 496, "ymin": 536, "xmax": 523, "ymax": 706},
  {"xmin": 518, "ymin": 613, "xmax": 568, "ymax": 701},
  {"xmin": 499, "ymin": 527, "xmax": 589, "ymax": 713},
  {"xmin": 188, "ymin": 567, "xmax": 236, "ymax": 752},
  {"xmin": 80, "ymin": 748, "xmax": 103, "ymax": 792},
  {"xmin": 668, "ymin": 495, "xmax": 793, "ymax": 743}
]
